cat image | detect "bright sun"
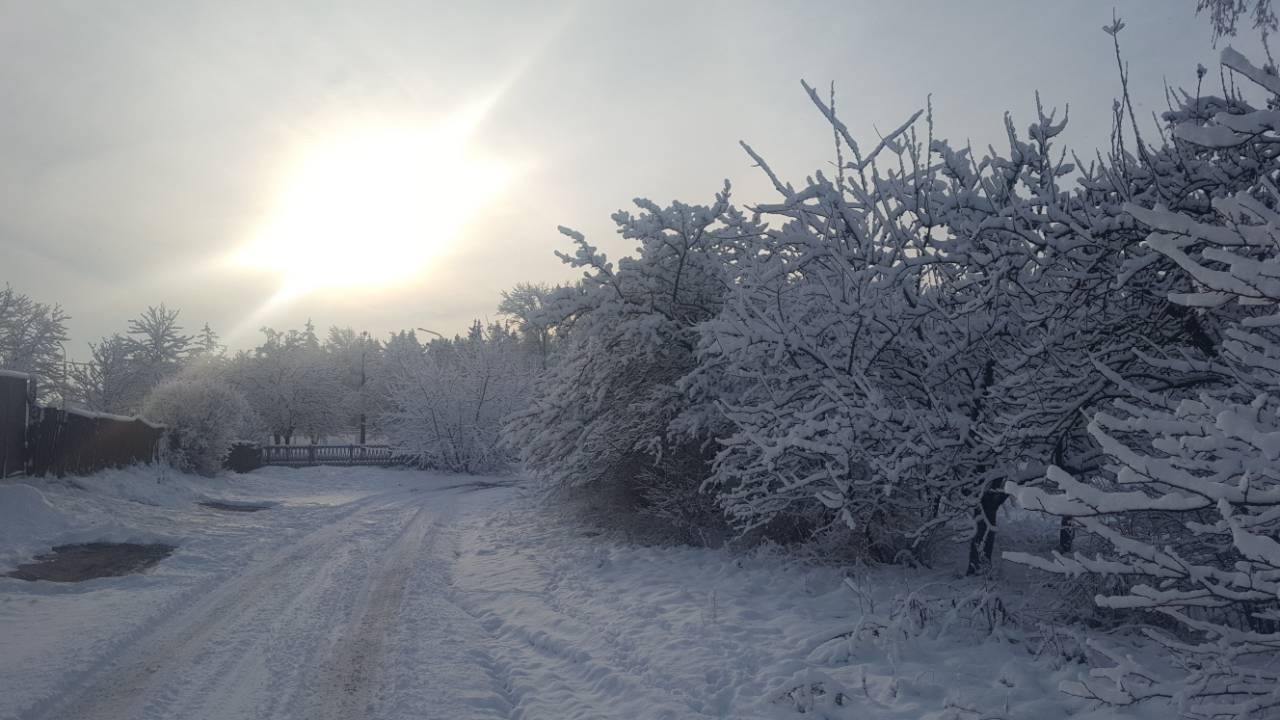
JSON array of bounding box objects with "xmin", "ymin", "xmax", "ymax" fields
[{"xmin": 236, "ymin": 115, "xmax": 509, "ymax": 297}]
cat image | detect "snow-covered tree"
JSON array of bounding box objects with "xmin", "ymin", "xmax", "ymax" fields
[
  {"xmin": 69, "ymin": 334, "xmax": 145, "ymax": 415},
  {"xmin": 505, "ymin": 185, "xmax": 761, "ymax": 525},
  {"xmin": 189, "ymin": 322, "xmax": 225, "ymax": 361},
  {"xmin": 682, "ymin": 98, "xmax": 1010, "ymax": 557},
  {"xmin": 227, "ymin": 322, "xmax": 340, "ymax": 444},
  {"xmin": 1007, "ymin": 47, "xmax": 1280, "ymax": 718},
  {"xmin": 381, "ymin": 329, "xmax": 425, "ymax": 380},
  {"xmin": 0, "ymin": 285, "xmax": 69, "ymax": 399},
  {"xmin": 383, "ymin": 321, "xmax": 532, "ymax": 473},
  {"xmin": 687, "ymin": 10, "xmax": 1273, "ymax": 565},
  {"xmin": 1197, "ymin": 0, "xmax": 1277, "ymax": 42},
  {"xmin": 125, "ymin": 304, "xmax": 191, "ymax": 372},
  {"xmin": 69, "ymin": 306, "xmax": 208, "ymax": 415},
  {"xmin": 323, "ymin": 326, "xmax": 384, "ymax": 443},
  {"xmin": 498, "ymin": 282, "xmax": 558, "ymax": 368}
]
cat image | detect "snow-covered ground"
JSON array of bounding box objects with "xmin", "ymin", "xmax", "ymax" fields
[{"xmin": 1, "ymin": 466, "xmax": 1156, "ymax": 719}]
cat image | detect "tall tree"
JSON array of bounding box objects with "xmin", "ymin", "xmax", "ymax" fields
[
  {"xmin": 498, "ymin": 282, "xmax": 557, "ymax": 368},
  {"xmin": 70, "ymin": 334, "xmax": 142, "ymax": 414},
  {"xmin": 0, "ymin": 285, "xmax": 69, "ymax": 399},
  {"xmin": 125, "ymin": 304, "xmax": 191, "ymax": 367},
  {"xmin": 227, "ymin": 324, "xmax": 340, "ymax": 444},
  {"xmin": 190, "ymin": 322, "xmax": 224, "ymax": 360}
]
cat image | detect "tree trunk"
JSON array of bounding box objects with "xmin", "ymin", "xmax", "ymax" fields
[
  {"xmin": 964, "ymin": 362, "xmax": 1001, "ymax": 575},
  {"xmin": 1058, "ymin": 517, "xmax": 1075, "ymax": 554},
  {"xmin": 966, "ymin": 480, "xmax": 1008, "ymax": 575}
]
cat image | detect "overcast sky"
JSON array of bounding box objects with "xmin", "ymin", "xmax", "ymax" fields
[{"xmin": 0, "ymin": 1, "xmax": 1263, "ymax": 357}]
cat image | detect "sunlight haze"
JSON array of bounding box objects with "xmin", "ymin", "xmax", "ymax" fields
[{"xmin": 0, "ymin": 0, "xmax": 1254, "ymax": 354}]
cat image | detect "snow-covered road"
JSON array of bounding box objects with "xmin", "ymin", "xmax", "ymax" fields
[
  {"xmin": 3, "ymin": 470, "xmax": 518, "ymax": 720},
  {"xmin": 3, "ymin": 466, "xmax": 1128, "ymax": 720}
]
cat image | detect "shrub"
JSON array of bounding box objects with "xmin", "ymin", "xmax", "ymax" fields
[{"xmin": 141, "ymin": 374, "xmax": 254, "ymax": 476}]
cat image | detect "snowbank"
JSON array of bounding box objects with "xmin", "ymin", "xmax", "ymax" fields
[
  {"xmin": 65, "ymin": 466, "xmax": 207, "ymax": 507},
  {"xmin": 451, "ymin": 494, "xmax": 1170, "ymax": 720},
  {"xmin": 0, "ymin": 467, "xmax": 220, "ymax": 567},
  {"xmin": 61, "ymin": 406, "xmax": 164, "ymax": 430},
  {"xmin": 0, "ymin": 484, "xmax": 77, "ymax": 564}
]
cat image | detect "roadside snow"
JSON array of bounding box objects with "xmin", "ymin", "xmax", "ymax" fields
[
  {"xmin": 454, "ymin": 499, "xmax": 1167, "ymax": 720},
  {"xmin": 0, "ymin": 484, "xmax": 76, "ymax": 565}
]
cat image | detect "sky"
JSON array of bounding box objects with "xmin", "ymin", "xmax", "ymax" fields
[{"xmin": 0, "ymin": 0, "xmax": 1267, "ymax": 358}]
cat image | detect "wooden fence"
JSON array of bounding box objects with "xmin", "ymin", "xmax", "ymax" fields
[
  {"xmin": 0, "ymin": 371, "xmax": 164, "ymax": 477},
  {"xmin": 0, "ymin": 373, "xmax": 31, "ymax": 477},
  {"xmin": 25, "ymin": 406, "xmax": 164, "ymax": 477},
  {"xmin": 260, "ymin": 444, "xmax": 395, "ymax": 468},
  {"xmin": 1, "ymin": 372, "xmax": 394, "ymax": 476}
]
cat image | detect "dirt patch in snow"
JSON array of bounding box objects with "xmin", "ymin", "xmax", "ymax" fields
[
  {"xmin": 5, "ymin": 542, "xmax": 175, "ymax": 582},
  {"xmin": 199, "ymin": 501, "xmax": 269, "ymax": 513}
]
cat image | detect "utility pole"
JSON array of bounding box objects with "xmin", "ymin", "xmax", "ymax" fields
[
  {"xmin": 359, "ymin": 331, "xmax": 368, "ymax": 446},
  {"xmin": 59, "ymin": 342, "xmax": 69, "ymax": 411}
]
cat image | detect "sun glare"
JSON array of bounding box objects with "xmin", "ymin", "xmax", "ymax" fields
[{"xmin": 236, "ymin": 115, "xmax": 509, "ymax": 297}]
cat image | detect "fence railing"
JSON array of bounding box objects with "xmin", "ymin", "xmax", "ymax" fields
[{"xmin": 260, "ymin": 444, "xmax": 395, "ymax": 467}]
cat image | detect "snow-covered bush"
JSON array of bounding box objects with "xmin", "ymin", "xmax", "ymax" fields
[
  {"xmin": 383, "ymin": 322, "xmax": 532, "ymax": 473},
  {"xmin": 684, "ymin": 95, "xmax": 1082, "ymax": 562},
  {"xmin": 504, "ymin": 185, "xmax": 762, "ymax": 531},
  {"xmin": 1007, "ymin": 47, "xmax": 1280, "ymax": 718},
  {"xmin": 684, "ymin": 100, "xmax": 990, "ymax": 560},
  {"xmin": 687, "ymin": 16, "xmax": 1260, "ymax": 567},
  {"xmin": 141, "ymin": 373, "xmax": 254, "ymax": 476}
]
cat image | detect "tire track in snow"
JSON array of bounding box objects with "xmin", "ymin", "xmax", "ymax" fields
[
  {"xmin": 451, "ymin": 517, "xmax": 720, "ymax": 720},
  {"xmin": 22, "ymin": 490, "xmax": 418, "ymax": 720},
  {"xmin": 377, "ymin": 502, "xmax": 518, "ymax": 720},
  {"xmin": 156, "ymin": 514, "xmax": 382, "ymax": 720},
  {"xmin": 307, "ymin": 503, "xmax": 434, "ymax": 720}
]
